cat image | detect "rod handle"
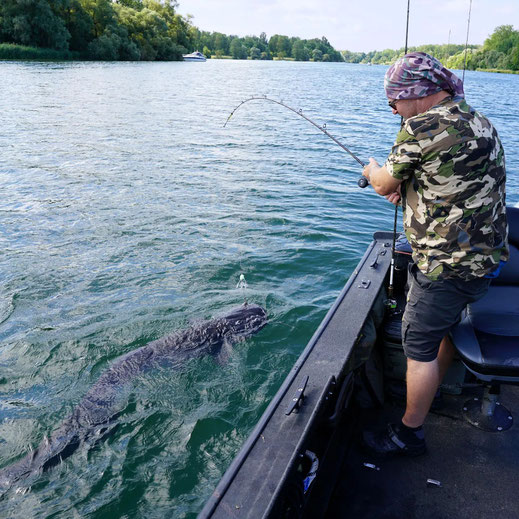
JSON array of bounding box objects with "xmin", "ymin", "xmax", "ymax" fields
[{"xmin": 358, "ymin": 177, "xmax": 369, "ymax": 189}]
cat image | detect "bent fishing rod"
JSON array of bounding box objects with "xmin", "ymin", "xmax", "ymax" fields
[{"xmin": 224, "ymin": 95, "xmax": 369, "ymax": 188}]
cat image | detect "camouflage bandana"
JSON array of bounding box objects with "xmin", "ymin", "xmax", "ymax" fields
[{"xmin": 385, "ymin": 52, "xmax": 464, "ymax": 101}]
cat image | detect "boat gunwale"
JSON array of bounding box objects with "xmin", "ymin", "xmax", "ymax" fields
[{"xmin": 200, "ymin": 232, "xmax": 394, "ymax": 518}]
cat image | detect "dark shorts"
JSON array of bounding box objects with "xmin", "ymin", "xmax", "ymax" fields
[{"xmin": 402, "ymin": 263, "xmax": 491, "ymax": 362}]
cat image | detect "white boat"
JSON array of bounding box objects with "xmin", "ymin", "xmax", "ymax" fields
[{"xmin": 183, "ymin": 51, "xmax": 206, "ymax": 62}]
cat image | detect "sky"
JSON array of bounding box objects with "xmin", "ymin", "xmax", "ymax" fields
[{"xmin": 177, "ymin": 0, "xmax": 519, "ymax": 52}]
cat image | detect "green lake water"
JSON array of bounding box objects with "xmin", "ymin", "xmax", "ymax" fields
[{"xmin": 0, "ymin": 59, "xmax": 518, "ymax": 518}]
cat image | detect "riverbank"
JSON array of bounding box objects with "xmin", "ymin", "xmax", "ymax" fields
[
  {"xmin": 0, "ymin": 45, "xmax": 326, "ymax": 63},
  {"xmin": 208, "ymin": 55, "xmax": 297, "ymax": 61},
  {"xmin": 5, "ymin": 43, "xmax": 519, "ymax": 72},
  {"xmin": 0, "ymin": 45, "xmax": 312, "ymax": 63},
  {"xmin": 478, "ymin": 67, "xmax": 519, "ymax": 74},
  {"xmin": 0, "ymin": 43, "xmax": 79, "ymax": 60}
]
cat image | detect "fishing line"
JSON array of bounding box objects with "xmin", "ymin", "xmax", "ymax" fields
[
  {"xmin": 462, "ymin": 0, "xmax": 473, "ymax": 83},
  {"xmin": 405, "ymin": 0, "xmax": 411, "ymax": 55},
  {"xmin": 224, "ymin": 95, "xmax": 369, "ymax": 188},
  {"xmin": 386, "ymin": 0, "xmax": 412, "ymax": 309}
]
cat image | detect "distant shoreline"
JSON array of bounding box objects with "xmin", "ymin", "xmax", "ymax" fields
[
  {"xmin": 2, "ymin": 44, "xmax": 518, "ymax": 75},
  {"xmin": 2, "ymin": 55, "xmax": 518, "ymax": 75}
]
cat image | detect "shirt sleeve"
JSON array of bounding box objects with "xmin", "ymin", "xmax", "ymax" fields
[{"xmin": 384, "ymin": 125, "xmax": 421, "ymax": 181}]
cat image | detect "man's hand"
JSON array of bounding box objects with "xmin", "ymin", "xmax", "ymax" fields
[
  {"xmin": 362, "ymin": 158, "xmax": 380, "ymax": 183},
  {"xmin": 385, "ymin": 184, "xmax": 402, "ymax": 205},
  {"xmin": 362, "ymin": 157, "xmax": 402, "ymax": 196}
]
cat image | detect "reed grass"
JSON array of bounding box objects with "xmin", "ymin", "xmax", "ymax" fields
[{"xmin": 0, "ymin": 44, "xmax": 79, "ymax": 60}]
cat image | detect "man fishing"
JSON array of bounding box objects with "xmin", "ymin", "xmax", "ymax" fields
[{"xmin": 362, "ymin": 52, "xmax": 508, "ymax": 457}]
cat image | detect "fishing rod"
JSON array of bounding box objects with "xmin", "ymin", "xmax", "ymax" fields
[{"xmin": 224, "ymin": 95, "xmax": 369, "ymax": 188}]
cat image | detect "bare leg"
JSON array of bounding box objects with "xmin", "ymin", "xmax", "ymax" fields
[
  {"xmin": 402, "ymin": 334, "xmax": 455, "ymax": 428},
  {"xmin": 437, "ymin": 334, "xmax": 455, "ymax": 383},
  {"xmin": 402, "ymin": 358, "xmax": 440, "ymax": 428}
]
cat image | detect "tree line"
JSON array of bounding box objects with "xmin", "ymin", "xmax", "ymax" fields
[
  {"xmin": 341, "ymin": 25, "xmax": 519, "ymax": 72},
  {"xmin": 0, "ymin": 0, "xmax": 195, "ymax": 60},
  {"xmin": 1, "ymin": 1, "xmax": 516, "ymax": 69},
  {"xmin": 0, "ymin": 0, "xmax": 343, "ymax": 61},
  {"xmin": 192, "ymin": 31, "xmax": 343, "ymax": 62}
]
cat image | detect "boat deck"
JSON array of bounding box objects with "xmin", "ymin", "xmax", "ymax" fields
[
  {"xmin": 327, "ymin": 384, "xmax": 519, "ymax": 519},
  {"xmin": 201, "ymin": 228, "xmax": 519, "ymax": 519}
]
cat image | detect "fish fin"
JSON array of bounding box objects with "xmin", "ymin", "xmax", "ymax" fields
[{"xmin": 214, "ymin": 339, "xmax": 234, "ymax": 366}]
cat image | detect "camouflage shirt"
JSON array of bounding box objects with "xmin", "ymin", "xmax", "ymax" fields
[{"xmin": 385, "ymin": 95, "xmax": 508, "ymax": 281}]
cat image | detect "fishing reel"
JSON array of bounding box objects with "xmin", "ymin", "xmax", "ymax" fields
[{"xmin": 358, "ymin": 177, "xmax": 369, "ymax": 188}]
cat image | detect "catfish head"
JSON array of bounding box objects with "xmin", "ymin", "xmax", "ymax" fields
[{"xmin": 220, "ymin": 303, "xmax": 268, "ymax": 338}]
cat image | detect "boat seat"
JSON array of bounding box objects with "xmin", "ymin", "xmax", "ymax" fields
[{"xmin": 451, "ymin": 206, "xmax": 519, "ymax": 430}]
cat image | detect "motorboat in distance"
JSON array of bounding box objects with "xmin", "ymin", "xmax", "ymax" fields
[{"xmin": 183, "ymin": 51, "xmax": 206, "ymax": 62}]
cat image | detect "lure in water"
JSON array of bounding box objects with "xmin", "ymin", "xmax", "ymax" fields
[{"xmin": 224, "ymin": 95, "xmax": 369, "ymax": 188}]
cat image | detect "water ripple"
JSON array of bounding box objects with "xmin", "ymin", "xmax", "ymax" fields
[{"xmin": 0, "ymin": 60, "xmax": 518, "ymax": 518}]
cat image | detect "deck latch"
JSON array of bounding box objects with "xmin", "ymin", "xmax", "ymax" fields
[
  {"xmin": 358, "ymin": 279, "xmax": 371, "ymax": 289},
  {"xmin": 285, "ymin": 375, "xmax": 309, "ymax": 415}
]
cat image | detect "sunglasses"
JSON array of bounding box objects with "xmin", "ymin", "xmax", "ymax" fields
[{"xmin": 388, "ymin": 99, "xmax": 399, "ymax": 110}]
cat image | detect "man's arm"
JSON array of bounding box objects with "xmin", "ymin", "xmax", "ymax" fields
[{"xmin": 363, "ymin": 158, "xmax": 403, "ymax": 196}]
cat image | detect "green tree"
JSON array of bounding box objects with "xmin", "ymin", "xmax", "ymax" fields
[
  {"xmin": 214, "ymin": 32, "xmax": 229, "ymax": 54},
  {"xmin": 509, "ymin": 44, "xmax": 519, "ymax": 70},
  {"xmin": 268, "ymin": 34, "xmax": 279, "ymax": 54},
  {"xmin": 63, "ymin": 0, "xmax": 95, "ymax": 52},
  {"xmin": 229, "ymin": 37, "xmax": 240, "ymax": 58},
  {"xmin": 341, "ymin": 50, "xmax": 365, "ymax": 63},
  {"xmin": 312, "ymin": 48, "xmax": 323, "ymax": 61},
  {"xmin": 479, "ymin": 24, "xmax": 519, "ymax": 70},
  {"xmin": 0, "ymin": 0, "xmax": 71, "ymax": 50},
  {"xmin": 79, "ymin": 0, "xmax": 115, "ymax": 39},
  {"xmin": 292, "ymin": 39, "xmax": 309, "ymax": 61},
  {"xmin": 477, "ymin": 49, "xmax": 507, "ymax": 69},
  {"xmin": 142, "ymin": 0, "xmax": 192, "ymax": 52},
  {"xmin": 445, "ymin": 48, "xmax": 477, "ymax": 70},
  {"xmin": 229, "ymin": 37, "xmax": 247, "ymax": 59},
  {"xmin": 114, "ymin": 0, "xmax": 144, "ymax": 9},
  {"xmin": 114, "ymin": 4, "xmax": 182, "ymax": 60},
  {"xmin": 87, "ymin": 27, "xmax": 119, "ymax": 59},
  {"xmin": 269, "ymin": 34, "xmax": 291, "ymax": 58},
  {"xmin": 280, "ymin": 35, "xmax": 292, "ymax": 57},
  {"xmin": 250, "ymin": 46, "xmax": 260, "ymax": 59},
  {"xmin": 0, "ymin": 2, "xmax": 348, "ymax": 63},
  {"xmin": 484, "ymin": 25, "xmax": 519, "ymax": 54}
]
